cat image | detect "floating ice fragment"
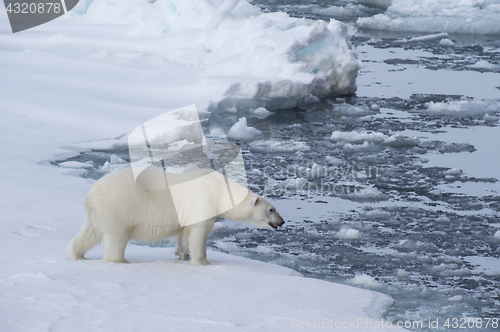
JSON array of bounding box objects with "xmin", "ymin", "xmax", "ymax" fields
[
  {"xmin": 357, "ymin": 0, "xmax": 392, "ymax": 9},
  {"xmin": 247, "ymin": 169, "xmax": 261, "ymax": 176},
  {"xmin": 331, "ymin": 131, "xmax": 387, "ymax": 143},
  {"xmin": 58, "ymin": 161, "xmax": 94, "ymax": 169},
  {"xmin": 336, "ymin": 228, "xmax": 360, "ymax": 240},
  {"xmin": 494, "ymin": 230, "xmax": 500, "ymax": 239},
  {"xmin": 109, "ymin": 154, "xmax": 126, "ymax": 165},
  {"xmin": 357, "ymin": 0, "xmax": 500, "ymax": 35},
  {"xmin": 436, "ymin": 216, "xmax": 451, "ymax": 223},
  {"xmin": 350, "ymin": 274, "xmax": 382, "ymax": 289},
  {"xmin": 439, "ymin": 38, "xmax": 455, "ymax": 46},
  {"xmin": 326, "ymin": 156, "xmax": 343, "ymax": 166},
  {"xmin": 445, "ymin": 168, "xmax": 462, "ymax": 176},
  {"xmin": 364, "ymin": 209, "xmax": 391, "ymax": 220},
  {"xmin": 448, "ymin": 295, "xmax": 464, "ymax": 302},
  {"xmin": 343, "ymin": 185, "xmax": 388, "ymax": 202},
  {"xmin": 213, "ymin": 221, "xmax": 224, "ymax": 230},
  {"xmin": 249, "ymin": 140, "xmax": 310, "ymax": 153},
  {"xmin": 484, "ymin": 114, "xmax": 499, "ymax": 123},
  {"xmin": 226, "ymin": 117, "xmax": 262, "ymax": 141},
  {"xmin": 407, "ymin": 32, "xmax": 449, "ymax": 43},
  {"xmin": 253, "ymin": 107, "xmax": 273, "ymax": 119},
  {"xmin": 484, "ymin": 270, "xmax": 500, "ymax": 276},
  {"xmin": 383, "ymin": 135, "xmax": 420, "ymax": 148},
  {"xmin": 467, "ymin": 60, "xmax": 500, "ymax": 69},
  {"xmin": 397, "ymin": 269, "xmax": 410, "ymax": 277},
  {"xmin": 420, "ymin": 100, "xmax": 500, "ymax": 117}
]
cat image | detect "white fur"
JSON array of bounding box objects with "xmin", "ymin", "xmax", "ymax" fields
[{"xmin": 68, "ymin": 168, "xmax": 284, "ymax": 265}]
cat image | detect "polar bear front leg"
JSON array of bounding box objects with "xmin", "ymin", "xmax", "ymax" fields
[{"xmin": 187, "ymin": 219, "xmax": 215, "ymax": 266}]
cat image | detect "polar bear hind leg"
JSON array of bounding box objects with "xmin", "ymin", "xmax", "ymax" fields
[
  {"xmin": 175, "ymin": 231, "xmax": 190, "ymax": 261},
  {"xmin": 102, "ymin": 231, "xmax": 131, "ymax": 263}
]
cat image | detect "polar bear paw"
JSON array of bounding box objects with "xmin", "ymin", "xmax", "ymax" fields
[{"xmin": 190, "ymin": 258, "xmax": 218, "ymax": 266}]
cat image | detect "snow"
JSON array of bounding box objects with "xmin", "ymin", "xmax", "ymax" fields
[
  {"xmin": 0, "ymin": 0, "xmax": 405, "ymax": 330},
  {"xmin": 357, "ymin": 0, "xmax": 500, "ymax": 35},
  {"xmin": 0, "ymin": 247, "xmax": 405, "ymax": 332}
]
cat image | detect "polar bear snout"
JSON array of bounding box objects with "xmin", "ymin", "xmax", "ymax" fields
[{"xmin": 268, "ymin": 214, "xmax": 285, "ymax": 229}]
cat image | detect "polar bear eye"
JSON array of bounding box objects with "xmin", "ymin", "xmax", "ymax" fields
[{"xmin": 269, "ymin": 208, "xmax": 274, "ymax": 213}]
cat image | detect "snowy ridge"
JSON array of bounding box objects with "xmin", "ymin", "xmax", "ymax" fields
[{"xmin": 76, "ymin": 0, "xmax": 362, "ymax": 110}]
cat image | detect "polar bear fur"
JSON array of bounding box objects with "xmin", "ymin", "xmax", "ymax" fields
[{"xmin": 68, "ymin": 167, "xmax": 284, "ymax": 265}]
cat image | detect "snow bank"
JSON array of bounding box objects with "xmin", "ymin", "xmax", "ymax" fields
[
  {"xmin": 76, "ymin": 0, "xmax": 362, "ymax": 110},
  {"xmin": 357, "ymin": 0, "xmax": 500, "ymax": 35}
]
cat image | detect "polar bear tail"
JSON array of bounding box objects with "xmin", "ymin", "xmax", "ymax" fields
[
  {"xmin": 68, "ymin": 219, "xmax": 102, "ymax": 260},
  {"xmin": 68, "ymin": 199, "xmax": 103, "ymax": 260}
]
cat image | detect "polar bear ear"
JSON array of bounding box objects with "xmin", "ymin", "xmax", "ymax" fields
[{"xmin": 251, "ymin": 196, "xmax": 260, "ymax": 206}]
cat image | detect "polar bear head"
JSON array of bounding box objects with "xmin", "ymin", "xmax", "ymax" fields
[{"xmin": 241, "ymin": 194, "xmax": 285, "ymax": 229}]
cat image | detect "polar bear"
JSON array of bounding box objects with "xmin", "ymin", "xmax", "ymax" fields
[{"xmin": 68, "ymin": 167, "xmax": 284, "ymax": 265}]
